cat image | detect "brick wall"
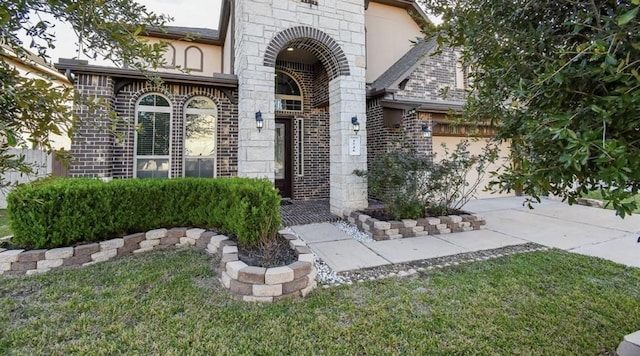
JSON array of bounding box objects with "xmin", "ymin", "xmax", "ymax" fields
[
  {"xmin": 396, "ymin": 47, "xmax": 467, "ymax": 103},
  {"xmin": 112, "ymin": 81, "xmax": 238, "ymax": 178},
  {"xmin": 70, "ymin": 75, "xmax": 238, "ymax": 179},
  {"xmin": 365, "ymin": 98, "xmax": 433, "ymax": 183},
  {"xmin": 276, "ymin": 61, "xmax": 330, "ymax": 200},
  {"xmin": 70, "ymin": 74, "xmax": 115, "ymax": 177}
]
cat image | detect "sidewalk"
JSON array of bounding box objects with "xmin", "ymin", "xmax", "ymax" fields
[{"xmin": 291, "ymin": 197, "xmax": 640, "ymax": 272}]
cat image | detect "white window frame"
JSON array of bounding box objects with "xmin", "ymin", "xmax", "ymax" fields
[
  {"xmin": 275, "ymin": 70, "xmax": 304, "ymax": 112},
  {"xmin": 134, "ymin": 93, "xmax": 172, "ymax": 179},
  {"xmin": 183, "ymin": 96, "xmax": 217, "ymax": 178}
]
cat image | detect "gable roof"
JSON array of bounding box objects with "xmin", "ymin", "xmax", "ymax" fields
[
  {"xmin": 142, "ymin": 0, "xmax": 230, "ymax": 46},
  {"xmin": 369, "ymin": 37, "xmax": 437, "ymax": 93},
  {"xmin": 144, "ymin": 26, "xmax": 222, "ymax": 45}
]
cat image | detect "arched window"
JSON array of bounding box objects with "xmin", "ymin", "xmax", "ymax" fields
[
  {"xmin": 184, "ymin": 96, "xmax": 217, "ymax": 177},
  {"xmin": 184, "ymin": 46, "xmax": 204, "ymax": 72},
  {"xmin": 161, "ymin": 43, "xmax": 176, "ymax": 68},
  {"xmin": 275, "ymin": 71, "xmax": 303, "ymax": 111},
  {"xmin": 135, "ymin": 94, "xmax": 171, "ymax": 178}
]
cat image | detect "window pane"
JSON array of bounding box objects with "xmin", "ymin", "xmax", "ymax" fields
[
  {"xmin": 136, "ymin": 158, "xmax": 169, "ymax": 178},
  {"xmin": 139, "ymin": 94, "xmax": 155, "ymax": 106},
  {"xmin": 275, "ymin": 123, "xmax": 285, "ymax": 179},
  {"xmin": 187, "ymin": 97, "xmax": 215, "ymax": 110},
  {"xmin": 155, "ymin": 96, "xmax": 170, "ymax": 107},
  {"xmin": 184, "ymin": 158, "xmax": 215, "ymax": 178},
  {"xmin": 185, "ymin": 113, "xmax": 215, "ymax": 156},
  {"xmin": 153, "ymin": 113, "xmax": 170, "ymax": 156},
  {"xmin": 276, "ymin": 73, "xmax": 301, "ymax": 96},
  {"xmin": 136, "ymin": 112, "xmax": 154, "ymax": 156}
]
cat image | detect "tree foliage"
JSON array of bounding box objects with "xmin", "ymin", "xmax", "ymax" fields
[
  {"xmin": 422, "ymin": 0, "xmax": 640, "ymax": 216},
  {"xmin": 0, "ymin": 0, "xmax": 171, "ymax": 188}
]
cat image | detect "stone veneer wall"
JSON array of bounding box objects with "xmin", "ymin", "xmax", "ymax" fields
[
  {"xmin": 234, "ymin": 0, "xmax": 368, "ymax": 215},
  {"xmin": 0, "ymin": 228, "xmax": 318, "ymax": 302},
  {"xmin": 344, "ymin": 211, "xmax": 486, "ymax": 241}
]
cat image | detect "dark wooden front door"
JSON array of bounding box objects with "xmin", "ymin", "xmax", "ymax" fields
[{"xmin": 275, "ymin": 118, "xmax": 292, "ymax": 198}]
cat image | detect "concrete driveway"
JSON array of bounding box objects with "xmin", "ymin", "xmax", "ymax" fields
[{"xmin": 464, "ymin": 197, "xmax": 640, "ymax": 268}]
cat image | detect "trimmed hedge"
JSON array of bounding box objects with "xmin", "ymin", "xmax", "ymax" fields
[{"xmin": 7, "ymin": 177, "xmax": 282, "ymax": 249}]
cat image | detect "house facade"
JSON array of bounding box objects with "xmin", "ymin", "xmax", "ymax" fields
[{"xmin": 56, "ymin": 0, "xmax": 506, "ymax": 215}]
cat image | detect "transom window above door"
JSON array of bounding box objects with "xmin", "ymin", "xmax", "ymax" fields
[
  {"xmin": 275, "ymin": 71, "xmax": 303, "ymax": 111},
  {"xmin": 184, "ymin": 96, "xmax": 217, "ymax": 178}
]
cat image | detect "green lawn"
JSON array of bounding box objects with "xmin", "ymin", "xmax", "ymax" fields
[
  {"xmin": 1, "ymin": 249, "xmax": 639, "ymax": 354},
  {"xmin": 583, "ymin": 190, "xmax": 640, "ymax": 213},
  {"xmin": 0, "ymin": 210, "xmax": 10, "ymax": 237}
]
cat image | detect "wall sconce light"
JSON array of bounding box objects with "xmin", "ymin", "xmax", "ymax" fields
[
  {"xmin": 421, "ymin": 122, "xmax": 432, "ymax": 138},
  {"xmin": 255, "ymin": 111, "xmax": 263, "ymax": 132},
  {"xmin": 351, "ymin": 116, "xmax": 360, "ymax": 135}
]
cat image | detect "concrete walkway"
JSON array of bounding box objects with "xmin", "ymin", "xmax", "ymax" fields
[{"xmin": 291, "ymin": 197, "xmax": 640, "ymax": 272}]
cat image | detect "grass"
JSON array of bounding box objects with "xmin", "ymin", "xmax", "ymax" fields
[
  {"xmin": 1, "ymin": 249, "xmax": 639, "ymax": 354},
  {"xmin": 0, "ymin": 210, "xmax": 10, "ymax": 237},
  {"xmin": 582, "ymin": 190, "xmax": 640, "ymax": 213}
]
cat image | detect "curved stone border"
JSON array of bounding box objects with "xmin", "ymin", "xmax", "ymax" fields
[
  {"xmin": 0, "ymin": 228, "xmax": 217, "ymax": 276},
  {"xmin": 216, "ymin": 231, "xmax": 318, "ymax": 303},
  {"xmin": 0, "ymin": 228, "xmax": 319, "ymax": 303},
  {"xmin": 343, "ymin": 211, "xmax": 487, "ymax": 241}
]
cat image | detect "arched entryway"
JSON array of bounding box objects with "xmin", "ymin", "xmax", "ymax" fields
[
  {"xmin": 262, "ymin": 26, "xmax": 366, "ymax": 214},
  {"xmin": 236, "ymin": 23, "xmax": 367, "ymax": 215}
]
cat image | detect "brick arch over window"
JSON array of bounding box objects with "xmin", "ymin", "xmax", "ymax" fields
[{"xmin": 264, "ymin": 26, "xmax": 350, "ymax": 80}]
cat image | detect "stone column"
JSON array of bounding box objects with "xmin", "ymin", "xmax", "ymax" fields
[
  {"xmin": 329, "ymin": 77, "xmax": 368, "ymax": 215},
  {"xmin": 234, "ymin": 1, "xmax": 276, "ymax": 180}
]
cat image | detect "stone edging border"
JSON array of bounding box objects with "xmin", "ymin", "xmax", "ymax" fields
[
  {"xmin": 215, "ymin": 230, "xmax": 318, "ymax": 303},
  {"xmin": 343, "ymin": 211, "xmax": 487, "ymax": 240},
  {"xmin": 0, "ymin": 227, "xmax": 215, "ymax": 276},
  {"xmin": 575, "ymin": 198, "xmax": 605, "ymax": 208},
  {"xmin": 0, "ymin": 228, "xmax": 319, "ymax": 303}
]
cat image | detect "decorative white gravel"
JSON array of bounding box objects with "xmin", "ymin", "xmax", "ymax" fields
[
  {"xmin": 332, "ymin": 220, "xmax": 373, "ymax": 244},
  {"xmin": 280, "ymin": 227, "xmax": 348, "ymax": 285}
]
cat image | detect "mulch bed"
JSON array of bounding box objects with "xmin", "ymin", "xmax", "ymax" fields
[{"xmin": 236, "ymin": 233, "xmax": 298, "ymax": 268}]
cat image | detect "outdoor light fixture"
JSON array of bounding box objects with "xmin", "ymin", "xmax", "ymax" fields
[
  {"xmin": 287, "ymin": 47, "xmax": 294, "ymax": 52},
  {"xmin": 351, "ymin": 116, "xmax": 360, "ymax": 135},
  {"xmin": 255, "ymin": 111, "xmax": 264, "ymax": 132},
  {"xmin": 407, "ymin": 108, "xmax": 417, "ymax": 116},
  {"xmin": 421, "ymin": 122, "xmax": 432, "ymax": 138}
]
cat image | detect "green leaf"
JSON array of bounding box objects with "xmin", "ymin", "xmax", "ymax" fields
[{"xmin": 618, "ymin": 7, "xmax": 639, "ymax": 26}]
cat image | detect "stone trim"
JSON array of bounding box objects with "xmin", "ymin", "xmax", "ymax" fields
[
  {"xmin": 264, "ymin": 26, "xmax": 350, "ymax": 80},
  {"xmin": 215, "ymin": 231, "xmax": 318, "ymax": 303},
  {"xmin": 344, "ymin": 211, "xmax": 487, "ymax": 241}
]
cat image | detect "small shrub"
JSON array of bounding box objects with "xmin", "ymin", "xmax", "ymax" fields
[
  {"xmin": 356, "ymin": 139, "xmax": 498, "ymax": 220},
  {"xmin": 7, "ymin": 177, "xmax": 281, "ymax": 249}
]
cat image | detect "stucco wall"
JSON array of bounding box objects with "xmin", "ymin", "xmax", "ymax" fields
[
  {"xmin": 141, "ymin": 37, "xmax": 223, "ymax": 75},
  {"xmin": 432, "ymin": 137, "xmax": 514, "ymax": 199},
  {"xmin": 365, "ymin": 2, "xmax": 424, "ymax": 83}
]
